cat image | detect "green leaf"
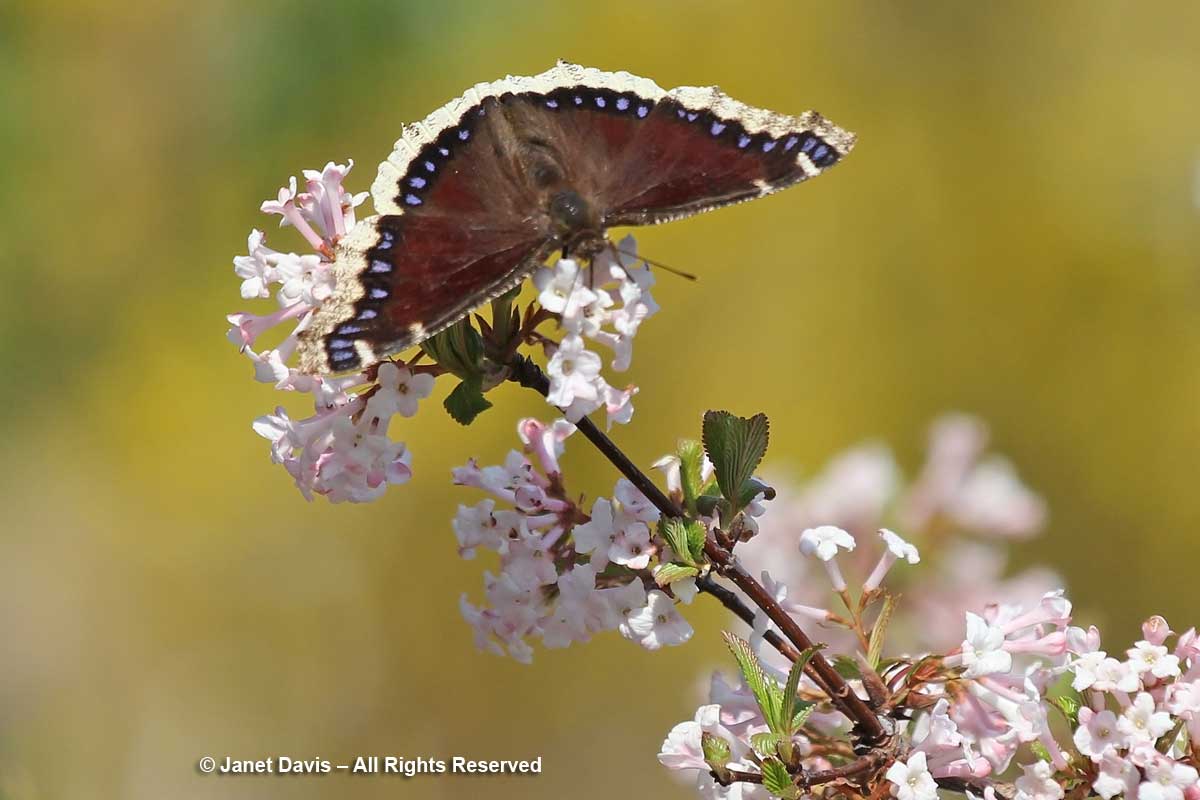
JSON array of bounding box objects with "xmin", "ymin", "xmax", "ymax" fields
[
  {"xmin": 780, "ymin": 645, "xmax": 821, "ymax": 735},
  {"xmin": 701, "ymin": 731, "xmax": 731, "ymax": 767},
  {"xmin": 750, "ymin": 731, "xmax": 786, "ymax": 758},
  {"xmin": 759, "ymin": 757, "xmax": 797, "ymax": 799},
  {"xmin": 677, "ymin": 439, "xmax": 706, "ymax": 511},
  {"xmin": 695, "ymin": 493, "xmax": 723, "ymax": 517},
  {"xmin": 486, "ymin": 287, "xmax": 522, "ymax": 352},
  {"xmin": 1029, "ymin": 741, "xmax": 1051, "ymax": 763},
  {"xmin": 1050, "ymin": 693, "xmax": 1081, "ymax": 727},
  {"xmin": 790, "ymin": 703, "xmax": 814, "ymax": 731},
  {"xmin": 685, "ymin": 519, "xmax": 707, "ymax": 562},
  {"xmin": 723, "ymin": 632, "xmax": 783, "ymax": 733},
  {"xmin": 867, "ymin": 593, "xmax": 896, "ymax": 669},
  {"xmin": 659, "ymin": 518, "xmax": 696, "ymax": 566},
  {"xmin": 443, "ymin": 376, "xmax": 493, "ymax": 425},
  {"xmin": 831, "ymin": 655, "xmax": 862, "ymax": 680},
  {"xmin": 702, "ymin": 411, "xmax": 770, "ymax": 515},
  {"xmin": 421, "ymin": 319, "xmax": 485, "ymax": 379},
  {"xmin": 654, "ymin": 563, "xmax": 700, "ymax": 587}
]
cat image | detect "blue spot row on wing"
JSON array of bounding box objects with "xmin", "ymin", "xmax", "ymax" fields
[
  {"xmin": 663, "ymin": 98, "xmax": 840, "ymax": 169},
  {"xmin": 534, "ymin": 85, "xmax": 654, "ymax": 120},
  {"xmin": 327, "ymin": 217, "xmax": 407, "ymax": 368},
  {"xmin": 394, "ymin": 100, "xmax": 493, "ymax": 210}
]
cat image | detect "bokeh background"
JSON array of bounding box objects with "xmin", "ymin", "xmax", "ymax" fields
[{"xmin": 2, "ymin": 1, "xmax": 1199, "ymax": 797}]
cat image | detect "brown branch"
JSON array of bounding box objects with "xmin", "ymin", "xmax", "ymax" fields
[
  {"xmin": 717, "ymin": 749, "xmax": 890, "ymax": 790},
  {"xmin": 505, "ymin": 355, "xmax": 886, "ymax": 747}
]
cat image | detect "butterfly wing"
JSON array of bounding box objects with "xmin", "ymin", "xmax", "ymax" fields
[
  {"xmin": 298, "ymin": 63, "xmax": 855, "ymax": 375},
  {"xmin": 298, "ymin": 96, "xmax": 554, "ymax": 374},
  {"xmin": 601, "ymin": 87, "xmax": 856, "ymax": 227}
]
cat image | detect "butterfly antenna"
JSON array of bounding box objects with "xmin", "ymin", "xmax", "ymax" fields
[{"xmin": 612, "ymin": 245, "xmax": 699, "ymax": 282}]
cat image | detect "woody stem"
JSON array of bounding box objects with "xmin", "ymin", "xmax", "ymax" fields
[{"xmin": 505, "ymin": 355, "xmax": 886, "ymax": 746}]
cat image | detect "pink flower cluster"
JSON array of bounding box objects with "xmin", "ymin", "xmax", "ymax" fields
[
  {"xmin": 659, "ymin": 514, "xmax": 1200, "ymax": 800},
  {"xmin": 226, "ymin": 162, "xmax": 432, "ymax": 502},
  {"xmin": 737, "ymin": 414, "xmax": 1056, "ymax": 653},
  {"xmin": 227, "ymin": 162, "xmax": 658, "ymax": 501},
  {"xmin": 456, "ymin": 419, "xmax": 693, "ymax": 662},
  {"xmin": 532, "ymin": 234, "xmax": 657, "ymax": 427}
]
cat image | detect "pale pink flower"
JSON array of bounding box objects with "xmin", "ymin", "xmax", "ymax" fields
[
  {"xmin": 1128, "ymin": 641, "xmax": 1182, "ymax": 681},
  {"xmin": 886, "ymin": 751, "xmax": 939, "ymax": 800},
  {"xmin": 623, "ymin": 590, "xmax": 693, "ymax": 650},
  {"xmin": 1072, "ymin": 707, "xmax": 1126, "ymax": 759},
  {"xmin": 1119, "ymin": 692, "xmax": 1174, "ymax": 743},
  {"xmin": 1093, "ymin": 750, "xmax": 1140, "ymax": 800},
  {"xmin": 864, "ymin": 528, "xmax": 921, "ymax": 590},
  {"xmin": 1013, "ymin": 760, "xmax": 1064, "ymax": 800}
]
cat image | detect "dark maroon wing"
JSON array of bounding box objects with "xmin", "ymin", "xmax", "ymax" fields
[
  {"xmin": 299, "ymin": 97, "xmax": 548, "ymax": 375},
  {"xmin": 603, "ymin": 92, "xmax": 856, "ymax": 226},
  {"xmin": 499, "ymin": 81, "xmax": 856, "ymax": 228}
]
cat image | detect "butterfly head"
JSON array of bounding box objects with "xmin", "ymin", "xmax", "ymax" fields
[{"xmin": 548, "ymin": 188, "xmax": 607, "ymax": 259}]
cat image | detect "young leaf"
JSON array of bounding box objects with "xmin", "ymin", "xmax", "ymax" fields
[
  {"xmin": 421, "ymin": 319, "xmax": 484, "ymax": 379},
  {"xmin": 695, "ymin": 493, "xmax": 723, "ymax": 517},
  {"xmin": 867, "ymin": 593, "xmax": 896, "ymax": 669},
  {"xmin": 723, "ymin": 632, "xmax": 783, "ymax": 733},
  {"xmin": 759, "ymin": 757, "xmax": 798, "ymax": 799},
  {"xmin": 659, "ymin": 518, "xmax": 696, "ymax": 567},
  {"xmin": 684, "ymin": 518, "xmax": 707, "ymax": 563},
  {"xmin": 701, "ymin": 731, "xmax": 732, "ymax": 768},
  {"xmin": 831, "ymin": 654, "xmax": 862, "ymax": 680},
  {"xmin": 654, "ymin": 563, "xmax": 700, "ymax": 587},
  {"xmin": 750, "ymin": 731, "xmax": 787, "ymax": 758},
  {"xmin": 780, "ymin": 645, "xmax": 821, "ymax": 735},
  {"xmin": 1050, "ymin": 693, "xmax": 1081, "ymax": 727},
  {"xmin": 702, "ymin": 411, "xmax": 769, "ymax": 514},
  {"xmin": 791, "ymin": 703, "xmax": 814, "ymax": 731},
  {"xmin": 677, "ymin": 439, "xmax": 706, "ymax": 510},
  {"xmin": 444, "ymin": 376, "xmax": 493, "ymax": 426}
]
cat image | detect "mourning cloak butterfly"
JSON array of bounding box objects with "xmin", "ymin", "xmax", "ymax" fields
[{"xmin": 297, "ymin": 61, "xmax": 855, "ymax": 375}]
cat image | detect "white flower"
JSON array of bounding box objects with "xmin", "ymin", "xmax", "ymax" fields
[
  {"xmin": 1014, "ymin": 760, "xmax": 1064, "ymax": 800},
  {"xmin": 572, "ymin": 498, "xmax": 617, "ymax": 568},
  {"xmin": 1070, "ymin": 649, "xmax": 1109, "ymax": 691},
  {"xmin": 1138, "ymin": 758, "xmax": 1199, "ymax": 800},
  {"xmin": 546, "ymin": 334, "xmax": 603, "ymax": 408},
  {"xmin": 452, "ymin": 500, "xmax": 502, "ymax": 559},
  {"xmin": 798, "ymin": 525, "xmax": 856, "ymax": 561},
  {"xmin": 369, "ymin": 363, "xmax": 435, "ymax": 419},
  {"xmin": 1073, "ymin": 707, "xmax": 1127, "ymax": 760},
  {"xmin": 864, "ymin": 528, "xmax": 921, "ymax": 591},
  {"xmin": 533, "ymin": 259, "xmax": 597, "ymax": 318},
  {"xmin": 1092, "ymin": 656, "xmax": 1142, "ymax": 693},
  {"xmin": 1093, "ymin": 750, "xmax": 1139, "ymax": 800},
  {"xmin": 885, "ymin": 751, "xmax": 938, "ymax": 800},
  {"xmin": 1119, "ymin": 692, "xmax": 1174, "ymax": 744},
  {"xmin": 609, "ymin": 521, "xmax": 652, "ymax": 570},
  {"xmin": 880, "ymin": 528, "xmax": 921, "ymax": 563},
  {"xmin": 622, "ymin": 590, "xmax": 693, "ymax": 650},
  {"xmin": 233, "ymin": 229, "xmax": 276, "ymax": 299},
  {"xmin": 274, "ymin": 252, "xmax": 333, "ymax": 307},
  {"xmin": 961, "ymin": 612, "xmax": 1013, "ymax": 677},
  {"xmin": 673, "ymin": 577, "xmax": 699, "ymax": 605},
  {"xmin": 1127, "ymin": 641, "xmax": 1182, "ymax": 680},
  {"xmin": 658, "ymin": 704, "xmax": 737, "ymax": 772}
]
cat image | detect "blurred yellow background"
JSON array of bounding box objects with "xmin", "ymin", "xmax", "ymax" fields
[{"xmin": 2, "ymin": 1, "xmax": 1199, "ymax": 797}]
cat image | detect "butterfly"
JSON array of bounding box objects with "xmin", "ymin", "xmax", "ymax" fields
[{"xmin": 297, "ymin": 61, "xmax": 855, "ymax": 375}]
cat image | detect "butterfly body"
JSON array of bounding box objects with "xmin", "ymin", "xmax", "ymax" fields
[{"xmin": 298, "ymin": 62, "xmax": 855, "ymax": 375}]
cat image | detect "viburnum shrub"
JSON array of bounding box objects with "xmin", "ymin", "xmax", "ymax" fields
[{"xmin": 226, "ymin": 161, "xmax": 1199, "ymax": 800}]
